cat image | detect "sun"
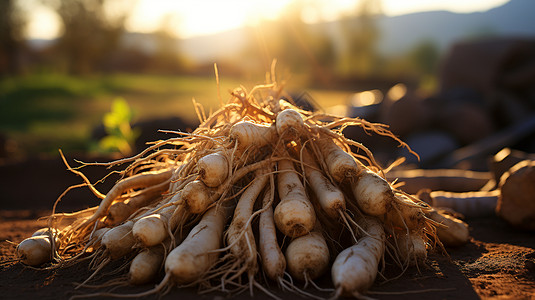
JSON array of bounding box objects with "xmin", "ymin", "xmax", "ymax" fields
[
  {"xmin": 22, "ymin": 0, "xmax": 512, "ymax": 40},
  {"xmin": 126, "ymin": 0, "xmax": 292, "ymax": 38}
]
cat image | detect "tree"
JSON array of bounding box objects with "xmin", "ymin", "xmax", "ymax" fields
[
  {"xmin": 43, "ymin": 0, "xmax": 132, "ymax": 74},
  {"xmin": 338, "ymin": 0, "xmax": 382, "ymax": 77},
  {"xmin": 242, "ymin": 0, "xmax": 335, "ymax": 83},
  {"xmin": 0, "ymin": 0, "xmax": 26, "ymax": 75},
  {"xmin": 409, "ymin": 40, "xmax": 440, "ymax": 76},
  {"xmin": 151, "ymin": 14, "xmax": 183, "ymax": 73}
]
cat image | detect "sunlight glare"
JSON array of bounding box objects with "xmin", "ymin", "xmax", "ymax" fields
[
  {"xmin": 351, "ymin": 90, "xmax": 383, "ymax": 107},
  {"xmin": 387, "ymin": 84, "xmax": 407, "ymax": 102},
  {"xmin": 126, "ymin": 0, "xmax": 290, "ymax": 38},
  {"xmin": 21, "ymin": 0, "xmax": 513, "ymax": 40}
]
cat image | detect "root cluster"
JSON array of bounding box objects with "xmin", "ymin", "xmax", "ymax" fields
[{"xmin": 16, "ymin": 80, "xmax": 456, "ymax": 299}]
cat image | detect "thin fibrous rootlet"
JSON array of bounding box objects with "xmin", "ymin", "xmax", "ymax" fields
[{"xmin": 14, "ymin": 70, "xmax": 471, "ymax": 300}]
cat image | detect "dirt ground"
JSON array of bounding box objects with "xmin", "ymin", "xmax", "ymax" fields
[
  {"xmin": 1, "ymin": 211, "xmax": 534, "ymax": 299},
  {"xmin": 0, "ymin": 157, "xmax": 534, "ymax": 300}
]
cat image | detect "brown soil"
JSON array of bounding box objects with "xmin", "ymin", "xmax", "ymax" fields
[
  {"xmin": 0, "ymin": 157, "xmax": 534, "ymax": 300},
  {"xmin": 1, "ymin": 210, "xmax": 534, "ymax": 300}
]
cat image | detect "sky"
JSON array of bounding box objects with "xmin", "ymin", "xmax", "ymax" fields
[{"xmin": 22, "ymin": 0, "xmax": 510, "ymax": 40}]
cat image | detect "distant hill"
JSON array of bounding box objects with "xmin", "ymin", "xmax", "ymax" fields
[
  {"xmin": 28, "ymin": 0, "xmax": 535, "ymax": 62},
  {"xmin": 375, "ymin": 0, "xmax": 535, "ymax": 55},
  {"xmin": 178, "ymin": 0, "xmax": 535, "ymax": 62}
]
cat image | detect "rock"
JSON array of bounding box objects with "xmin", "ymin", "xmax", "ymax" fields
[
  {"xmin": 438, "ymin": 102, "xmax": 494, "ymax": 145},
  {"xmin": 497, "ymin": 160, "xmax": 535, "ymax": 230}
]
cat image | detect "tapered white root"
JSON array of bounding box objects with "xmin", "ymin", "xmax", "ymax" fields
[
  {"xmin": 101, "ymin": 221, "xmax": 135, "ymax": 260},
  {"xmin": 198, "ymin": 152, "xmax": 230, "ymax": 188},
  {"xmin": 165, "ymin": 204, "xmax": 230, "ymax": 284},
  {"xmin": 259, "ymin": 183, "xmax": 286, "ymax": 282},
  {"xmin": 426, "ymin": 209, "xmax": 470, "ymax": 247},
  {"xmin": 129, "ymin": 246, "xmax": 165, "ymax": 285},
  {"xmin": 332, "ymin": 217, "xmax": 385, "ymax": 298},
  {"xmin": 274, "ymin": 158, "xmax": 317, "ymax": 238},
  {"xmin": 286, "ymin": 230, "xmax": 330, "ymax": 282},
  {"xmin": 16, "ymin": 236, "xmax": 53, "ymax": 266}
]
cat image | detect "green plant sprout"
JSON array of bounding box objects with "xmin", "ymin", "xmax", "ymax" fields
[{"xmin": 99, "ymin": 98, "xmax": 140, "ymax": 156}]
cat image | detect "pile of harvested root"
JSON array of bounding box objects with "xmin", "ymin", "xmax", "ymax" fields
[{"xmin": 15, "ymin": 82, "xmax": 470, "ymax": 299}]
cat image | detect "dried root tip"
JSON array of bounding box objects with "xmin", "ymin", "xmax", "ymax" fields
[
  {"xmin": 101, "ymin": 220, "xmax": 135, "ymax": 260},
  {"xmin": 285, "ymin": 231, "xmax": 329, "ymax": 281},
  {"xmin": 16, "ymin": 236, "xmax": 53, "ymax": 266},
  {"xmin": 198, "ymin": 152, "xmax": 230, "ymax": 188},
  {"xmin": 427, "ymin": 210, "xmax": 470, "ymax": 247}
]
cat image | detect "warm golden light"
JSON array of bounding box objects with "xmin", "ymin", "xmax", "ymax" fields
[
  {"xmin": 21, "ymin": 0, "xmax": 510, "ymax": 40},
  {"xmin": 350, "ymin": 89, "xmax": 383, "ymax": 107},
  {"xmin": 387, "ymin": 83, "xmax": 407, "ymax": 102}
]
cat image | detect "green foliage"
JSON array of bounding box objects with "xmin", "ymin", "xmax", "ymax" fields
[
  {"xmin": 42, "ymin": 0, "xmax": 130, "ymax": 75},
  {"xmin": 98, "ymin": 98, "xmax": 140, "ymax": 156},
  {"xmin": 408, "ymin": 40, "xmax": 440, "ymax": 75}
]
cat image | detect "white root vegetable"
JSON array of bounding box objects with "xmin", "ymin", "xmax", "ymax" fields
[
  {"xmin": 229, "ymin": 120, "xmax": 278, "ymax": 151},
  {"xmin": 427, "ymin": 210, "xmax": 470, "ymax": 247},
  {"xmin": 164, "ymin": 204, "xmax": 230, "ymax": 284},
  {"xmin": 133, "ymin": 205, "xmax": 176, "ymax": 247},
  {"xmin": 182, "ymin": 160, "xmax": 274, "ymax": 216},
  {"xmin": 91, "ymin": 227, "xmax": 110, "ymax": 240},
  {"xmin": 276, "ymin": 108, "xmax": 305, "ymax": 138},
  {"xmin": 423, "ymin": 190, "xmax": 499, "ymax": 218},
  {"xmin": 332, "ymin": 217, "xmax": 385, "ymax": 298},
  {"xmin": 258, "ymin": 185, "xmax": 286, "ymax": 281},
  {"xmin": 285, "ymin": 230, "xmax": 330, "ymax": 282},
  {"xmin": 16, "ymin": 235, "xmax": 53, "ymax": 266},
  {"xmin": 301, "ymin": 149, "xmax": 345, "ymax": 219},
  {"xmin": 87, "ymin": 227, "xmax": 110, "ymax": 250},
  {"xmin": 395, "ymin": 232, "xmax": 427, "ymax": 266},
  {"xmin": 385, "ymin": 168, "xmax": 492, "ymax": 195},
  {"xmin": 129, "ymin": 246, "xmax": 165, "ymax": 285},
  {"xmin": 23, "ymin": 81, "xmax": 451, "ymax": 299},
  {"xmin": 353, "ymin": 169, "xmax": 395, "ymax": 217},
  {"xmin": 315, "ymin": 136, "xmax": 399, "ymax": 217},
  {"xmin": 101, "ymin": 220, "xmax": 136, "ymax": 259},
  {"xmin": 224, "ymin": 168, "xmax": 269, "ymax": 289},
  {"xmin": 382, "ymin": 195, "xmax": 426, "ymax": 231},
  {"xmin": 274, "ymin": 158, "xmax": 316, "ymax": 238},
  {"xmin": 181, "ymin": 180, "xmax": 213, "ymax": 214},
  {"xmin": 496, "ymin": 160, "xmax": 535, "ymax": 230},
  {"xmin": 316, "ymin": 137, "xmax": 360, "ymax": 182},
  {"xmin": 198, "ymin": 152, "xmax": 230, "ymax": 188}
]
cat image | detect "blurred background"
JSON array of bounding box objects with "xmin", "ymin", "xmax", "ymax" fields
[{"xmin": 1, "ymin": 0, "xmax": 535, "ymax": 170}]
